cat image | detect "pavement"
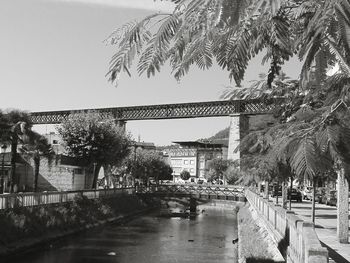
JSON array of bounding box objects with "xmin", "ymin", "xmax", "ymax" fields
[{"xmin": 273, "ymin": 198, "xmax": 350, "ymax": 263}]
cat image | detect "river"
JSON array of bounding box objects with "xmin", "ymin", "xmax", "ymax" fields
[{"xmin": 10, "ymin": 203, "xmax": 238, "ymax": 263}]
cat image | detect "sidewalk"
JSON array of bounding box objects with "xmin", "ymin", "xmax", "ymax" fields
[{"xmin": 277, "ymin": 199, "xmax": 350, "ymax": 263}]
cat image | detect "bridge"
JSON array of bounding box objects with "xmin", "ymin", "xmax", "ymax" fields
[
  {"xmin": 136, "ymin": 184, "xmax": 246, "ymax": 202},
  {"xmin": 29, "ymin": 99, "xmax": 279, "ymax": 160},
  {"xmin": 29, "ymin": 99, "xmax": 279, "ymax": 124},
  {"xmin": 0, "ymin": 185, "xmax": 244, "ymax": 209}
]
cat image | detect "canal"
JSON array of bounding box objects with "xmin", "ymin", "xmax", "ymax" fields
[{"xmin": 11, "ymin": 203, "xmax": 238, "ymax": 263}]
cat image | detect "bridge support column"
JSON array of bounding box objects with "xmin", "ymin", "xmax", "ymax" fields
[
  {"xmin": 227, "ymin": 114, "xmax": 249, "ymax": 162},
  {"xmin": 189, "ymin": 197, "xmax": 197, "ymax": 214}
]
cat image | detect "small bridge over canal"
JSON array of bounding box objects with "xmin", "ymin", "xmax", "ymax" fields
[
  {"xmin": 136, "ymin": 184, "xmax": 246, "ymax": 202},
  {"xmin": 0, "ymin": 185, "xmax": 245, "ymax": 210}
]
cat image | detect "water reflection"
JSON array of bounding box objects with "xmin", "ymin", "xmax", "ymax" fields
[{"xmin": 11, "ymin": 204, "xmax": 238, "ymax": 263}]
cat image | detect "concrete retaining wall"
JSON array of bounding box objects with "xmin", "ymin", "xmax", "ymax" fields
[{"xmin": 246, "ymin": 190, "xmax": 328, "ymax": 263}]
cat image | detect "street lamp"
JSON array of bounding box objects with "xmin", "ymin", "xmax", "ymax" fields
[{"xmin": 1, "ymin": 144, "xmax": 7, "ymax": 194}]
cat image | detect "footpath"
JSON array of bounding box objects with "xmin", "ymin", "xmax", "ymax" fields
[{"xmin": 288, "ymin": 200, "xmax": 350, "ymax": 263}]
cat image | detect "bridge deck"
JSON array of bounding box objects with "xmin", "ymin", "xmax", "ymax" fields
[{"xmin": 30, "ymin": 99, "xmax": 279, "ymax": 124}]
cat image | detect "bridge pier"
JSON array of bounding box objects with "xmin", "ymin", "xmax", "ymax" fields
[
  {"xmin": 227, "ymin": 113, "xmax": 277, "ymax": 164},
  {"xmin": 227, "ymin": 114, "xmax": 249, "ymax": 162},
  {"xmin": 189, "ymin": 196, "xmax": 197, "ymax": 213}
]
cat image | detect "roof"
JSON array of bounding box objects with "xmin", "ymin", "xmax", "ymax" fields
[{"xmin": 172, "ymin": 140, "xmax": 227, "ymax": 148}]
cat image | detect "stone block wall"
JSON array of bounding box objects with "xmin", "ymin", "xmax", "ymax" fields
[{"xmin": 18, "ymin": 155, "xmax": 92, "ymax": 192}]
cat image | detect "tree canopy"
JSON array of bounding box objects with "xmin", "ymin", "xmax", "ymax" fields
[
  {"xmin": 123, "ymin": 148, "xmax": 173, "ymax": 184},
  {"xmin": 57, "ymin": 112, "xmax": 132, "ymax": 188},
  {"xmin": 206, "ymin": 158, "xmax": 232, "ymax": 183},
  {"xmin": 180, "ymin": 170, "xmax": 191, "ymax": 181},
  {"xmin": 106, "ymin": 0, "xmax": 350, "ymax": 89},
  {"xmin": 0, "ymin": 109, "xmax": 33, "ymax": 192}
]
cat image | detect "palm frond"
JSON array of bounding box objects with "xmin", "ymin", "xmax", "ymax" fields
[
  {"xmin": 137, "ymin": 14, "xmax": 181, "ymax": 77},
  {"xmin": 106, "ymin": 14, "xmax": 161, "ymax": 85},
  {"xmin": 290, "ymin": 137, "xmax": 322, "ymax": 181}
]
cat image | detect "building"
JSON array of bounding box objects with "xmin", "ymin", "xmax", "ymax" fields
[
  {"xmin": 0, "ymin": 152, "xmax": 92, "ymax": 192},
  {"xmin": 168, "ymin": 141, "xmax": 228, "ymax": 183},
  {"xmin": 44, "ymin": 132, "xmax": 65, "ymax": 154},
  {"xmin": 132, "ymin": 141, "xmax": 156, "ymax": 151}
]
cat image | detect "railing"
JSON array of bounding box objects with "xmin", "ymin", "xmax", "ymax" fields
[
  {"xmin": 0, "ymin": 187, "xmax": 135, "ymax": 210},
  {"xmin": 136, "ymin": 184, "xmax": 246, "ymax": 201},
  {"xmin": 246, "ymin": 190, "xmax": 328, "ymax": 263}
]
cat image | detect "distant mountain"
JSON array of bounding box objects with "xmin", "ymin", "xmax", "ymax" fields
[
  {"xmin": 196, "ymin": 126, "xmax": 229, "ymax": 147},
  {"xmin": 156, "ymin": 127, "xmax": 230, "ymax": 149},
  {"xmin": 208, "ymin": 126, "xmax": 229, "ymax": 140}
]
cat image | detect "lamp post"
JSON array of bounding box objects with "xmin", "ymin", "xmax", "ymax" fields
[{"xmin": 1, "ymin": 144, "xmax": 7, "ymax": 194}]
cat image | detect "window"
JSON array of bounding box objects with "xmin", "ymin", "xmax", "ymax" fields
[
  {"xmin": 199, "ymin": 161, "xmax": 205, "ymax": 169},
  {"xmin": 190, "ymin": 168, "xmax": 194, "ymax": 173},
  {"xmin": 172, "ymin": 159, "xmax": 182, "ymax": 165},
  {"xmin": 52, "ymin": 140, "xmax": 59, "ymax": 145},
  {"xmin": 190, "ymin": 160, "xmax": 195, "ymax": 165},
  {"xmin": 184, "ymin": 160, "xmax": 189, "ymax": 165}
]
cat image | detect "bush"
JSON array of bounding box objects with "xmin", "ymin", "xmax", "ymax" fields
[{"xmin": 180, "ymin": 170, "xmax": 191, "ymax": 181}]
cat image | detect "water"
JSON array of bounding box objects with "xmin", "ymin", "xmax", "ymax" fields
[{"xmin": 10, "ymin": 204, "xmax": 238, "ymax": 263}]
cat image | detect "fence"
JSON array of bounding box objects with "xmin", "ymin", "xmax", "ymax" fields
[
  {"xmin": 246, "ymin": 190, "xmax": 328, "ymax": 263},
  {"xmin": 0, "ymin": 187, "xmax": 135, "ymax": 210},
  {"xmin": 136, "ymin": 184, "xmax": 246, "ymax": 201}
]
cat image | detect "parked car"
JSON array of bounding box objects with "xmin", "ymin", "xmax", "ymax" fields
[
  {"xmin": 271, "ymin": 186, "xmax": 282, "ymax": 197},
  {"xmin": 324, "ymin": 190, "xmax": 337, "ymax": 206},
  {"xmin": 287, "ymin": 188, "xmax": 303, "ymax": 202},
  {"xmin": 302, "ymin": 186, "xmax": 313, "ymax": 200}
]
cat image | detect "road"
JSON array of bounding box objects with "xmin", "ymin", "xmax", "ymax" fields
[{"xmin": 272, "ymin": 198, "xmax": 350, "ymax": 263}]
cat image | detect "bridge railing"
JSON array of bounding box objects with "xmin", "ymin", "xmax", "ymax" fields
[
  {"xmin": 0, "ymin": 187, "xmax": 135, "ymax": 210},
  {"xmin": 136, "ymin": 184, "xmax": 246, "ymax": 201},
  {"xmin": 246, "ymin": 189, "xmax": 328, "ymax": 263}
]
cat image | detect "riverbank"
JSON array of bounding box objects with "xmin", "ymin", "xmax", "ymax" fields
[
  {"xmin": 238, "ymin": 204, "xmax": 284, "ymax": 263},
  {"xmin": 0, "ymin": 194, "xmax": 159, "ymax": 258}
]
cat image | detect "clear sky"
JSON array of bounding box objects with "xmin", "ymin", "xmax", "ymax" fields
[{"xmin": 0, "ymin": 0, "xmax": 301, "ymax": 145}]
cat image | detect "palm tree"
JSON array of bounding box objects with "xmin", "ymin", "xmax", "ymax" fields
[
  {"xmin": 21, "ymin": 131, "xmax": 53, "ymax": 192},
  {"xmin": 0, "ymin": 110, "xmax": 32, "ymax": 192}
]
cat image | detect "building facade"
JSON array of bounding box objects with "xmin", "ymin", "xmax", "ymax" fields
[{"xmin": 168, "ymin": 141, "xmax": 228, "ymax": 183}]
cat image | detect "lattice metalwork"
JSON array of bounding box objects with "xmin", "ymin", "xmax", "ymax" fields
[
  {"xmin": 136, "ymin": 184, "xmax": 246, "ymax": 201},
  {"xmin": 30, "ymin": 99, "xmax": 279, "ymax": 124}
]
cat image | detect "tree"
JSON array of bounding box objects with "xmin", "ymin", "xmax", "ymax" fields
[
  {"xmin": 57, "ymin": 112, "xmax": 131, "ymax": 189},
  {"xmin": 223, "ymin": 165, "xmax": 240, "ymax": 185},
  {"xmin": 21, "ymin": 131, "xmax": 53, "ymax": 192},
  {"xmin": 123, "ymin": 148, "xmax": 172, "ymax": 185},
  {"xmin": 0, "ymin": 110, "xmax": 32, "ymax": 192},
  {"xmin": 180, "ymin": 170, "xmax": 191, "ymax": 181},
  {"xmin": 207, "ymin": 158, "xmax": 232, "ymax": 184}
]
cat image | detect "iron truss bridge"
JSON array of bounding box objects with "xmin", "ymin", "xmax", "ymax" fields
[
  {"xmin": 136, "ymin": 184, "xmax": 246, "ymax": 202},
  {"xmin": 29, "ymin": 99, "xmax": 280, "ymax": 124}
]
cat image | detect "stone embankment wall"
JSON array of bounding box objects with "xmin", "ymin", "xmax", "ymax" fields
[
  {"xmin": 238, "ymin": 205, "xmax": 285, "ymax": 263},
  {"xmin": 245, "ymin": 190, "xmax": 328, "ymax": 263},
  {"xmin": 0, "ymin": 194, "xmax": 159, "ymax": 257}
]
